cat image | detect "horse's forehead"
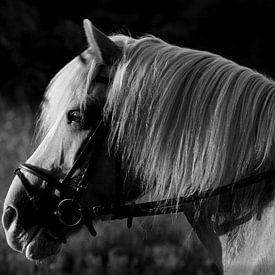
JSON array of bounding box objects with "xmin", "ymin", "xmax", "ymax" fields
[
  {"xmin": 42, "ymin": 54, "xmax": 90, "ymax": 123},
  {"xmin": 49, "ymin": 51, "xmax": 94, "ymax": 97}
]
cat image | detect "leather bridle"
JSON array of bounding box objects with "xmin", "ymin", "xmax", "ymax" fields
[
  {"xmin": 14, "ymin": 86, "xmax": 275, "ymax": 244},
  {"xmin": 15, "ymin": 110, "xmax": 275, "ymax": 243},
  {"xmin": 14, "ymin": 121, "xmax": 108, "ymax": 243}
]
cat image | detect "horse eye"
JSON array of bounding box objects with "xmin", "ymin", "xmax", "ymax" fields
[{"xmin": 67, "ymin": 110, "xmax": 83, "ymax": 124}]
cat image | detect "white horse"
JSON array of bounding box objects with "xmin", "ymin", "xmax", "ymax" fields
[{"xmin": 3, "ymin": 19, "xmax": 275, "ymax": 274}]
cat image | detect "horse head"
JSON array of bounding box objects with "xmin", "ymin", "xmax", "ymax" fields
[{"xmin": 2, "ymin": 20, "xmax": 140, "ymax": 260}]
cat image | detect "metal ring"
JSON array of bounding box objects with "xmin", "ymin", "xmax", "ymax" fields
[{"xmin": 55, "ymin": 199, "xmax": 83, "ymax": 227}]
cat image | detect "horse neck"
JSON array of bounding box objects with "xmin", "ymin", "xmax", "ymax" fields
[
  {"xmin": 219, "ymin": 201, "xmax": 275, "ymax": 274},
  {"xmin": 188, "ymin": 188, "xmax": 275, "ymax": 274}
]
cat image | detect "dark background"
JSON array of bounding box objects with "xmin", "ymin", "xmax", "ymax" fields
[
  {"xmin": 0, "ymin": 1, "xmax": 274, "ymax": 274},
  {"xmin": 1, "ymin": 0, "xmax": 275, "ymax": 104}
]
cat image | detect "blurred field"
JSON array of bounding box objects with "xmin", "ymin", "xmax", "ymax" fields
[{"xmin": 0, "ymin": 98, "xmax": 220, "ymax": 275}]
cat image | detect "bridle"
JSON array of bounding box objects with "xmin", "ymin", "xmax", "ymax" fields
[
  {"xmin": 13, "ymin": 75, "xmax": 275, "ymax": 243},
  {"xmin": 15, "ymin": 121, "xmax": 108, "ymax": 243},
  {"xmin": 15, "ymin": 112, "xmax": 275, "ymax": 243}
]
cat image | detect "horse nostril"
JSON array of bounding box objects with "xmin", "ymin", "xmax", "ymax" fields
[{"xmin": 2, "ymin": 205, "xmax": 18, "ymax": 231}]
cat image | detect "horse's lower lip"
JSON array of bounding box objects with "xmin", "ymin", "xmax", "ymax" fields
[
  {"xmin": 24, "ymin": 228, "xmax": 61, "ymax": 260},
  {"xmin": 22, "ymin": 226, "xmax": 40, "ymax": 255}
]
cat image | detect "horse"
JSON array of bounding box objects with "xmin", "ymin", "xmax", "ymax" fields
[{"xmin": 2, "ymin": 19, "xmax": 275, "ymax": 274}]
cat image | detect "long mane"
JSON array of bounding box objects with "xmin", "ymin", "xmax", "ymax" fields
[
  {"xmin": 105, "ymin": 36, "xmax": 275, "ymax": 200},
  {"xmin": 36, "ymin": 33, "xmax": 275, "ymax": 202}
]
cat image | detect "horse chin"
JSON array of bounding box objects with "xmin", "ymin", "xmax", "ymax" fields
[{"xmin": 24, "ymin": 228, "xmax": 61, "ymax": 261}]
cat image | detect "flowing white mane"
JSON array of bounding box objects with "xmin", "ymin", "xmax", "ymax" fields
[
  {"xmin": 105, "ymin": 36, "xmax": 275, "ymax": 200},
  {"xmin": 37, "ymin": 33, "xmax": 275, "ymax": 202}
]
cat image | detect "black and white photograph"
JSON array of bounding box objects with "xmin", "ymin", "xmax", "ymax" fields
[{"xmin": 1, "ymin": 1, "xmax": 275, "ymax": 274}]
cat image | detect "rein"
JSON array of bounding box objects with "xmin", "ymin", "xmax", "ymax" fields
[{"xmin": 92, "ymin": 167, "xmax": 275, "ymax": 222}]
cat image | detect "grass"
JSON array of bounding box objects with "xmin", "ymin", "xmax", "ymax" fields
[{"xmin": 0, "ymin": 98, "xmax": 220, "ymax": 275}]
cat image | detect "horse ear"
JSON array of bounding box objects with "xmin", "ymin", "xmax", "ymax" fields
[{"xmin": 83, "ymin": 19, "xmax": 122, "ymax": 65}]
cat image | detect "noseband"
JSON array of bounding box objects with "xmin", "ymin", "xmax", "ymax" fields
[
  {"xmin": 15, "ymin": 121, "xmax": 108, "ymax": 243},
  {"xmin": 15, "ymin": 120, "xmax": 275, "ymax": 243}
]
